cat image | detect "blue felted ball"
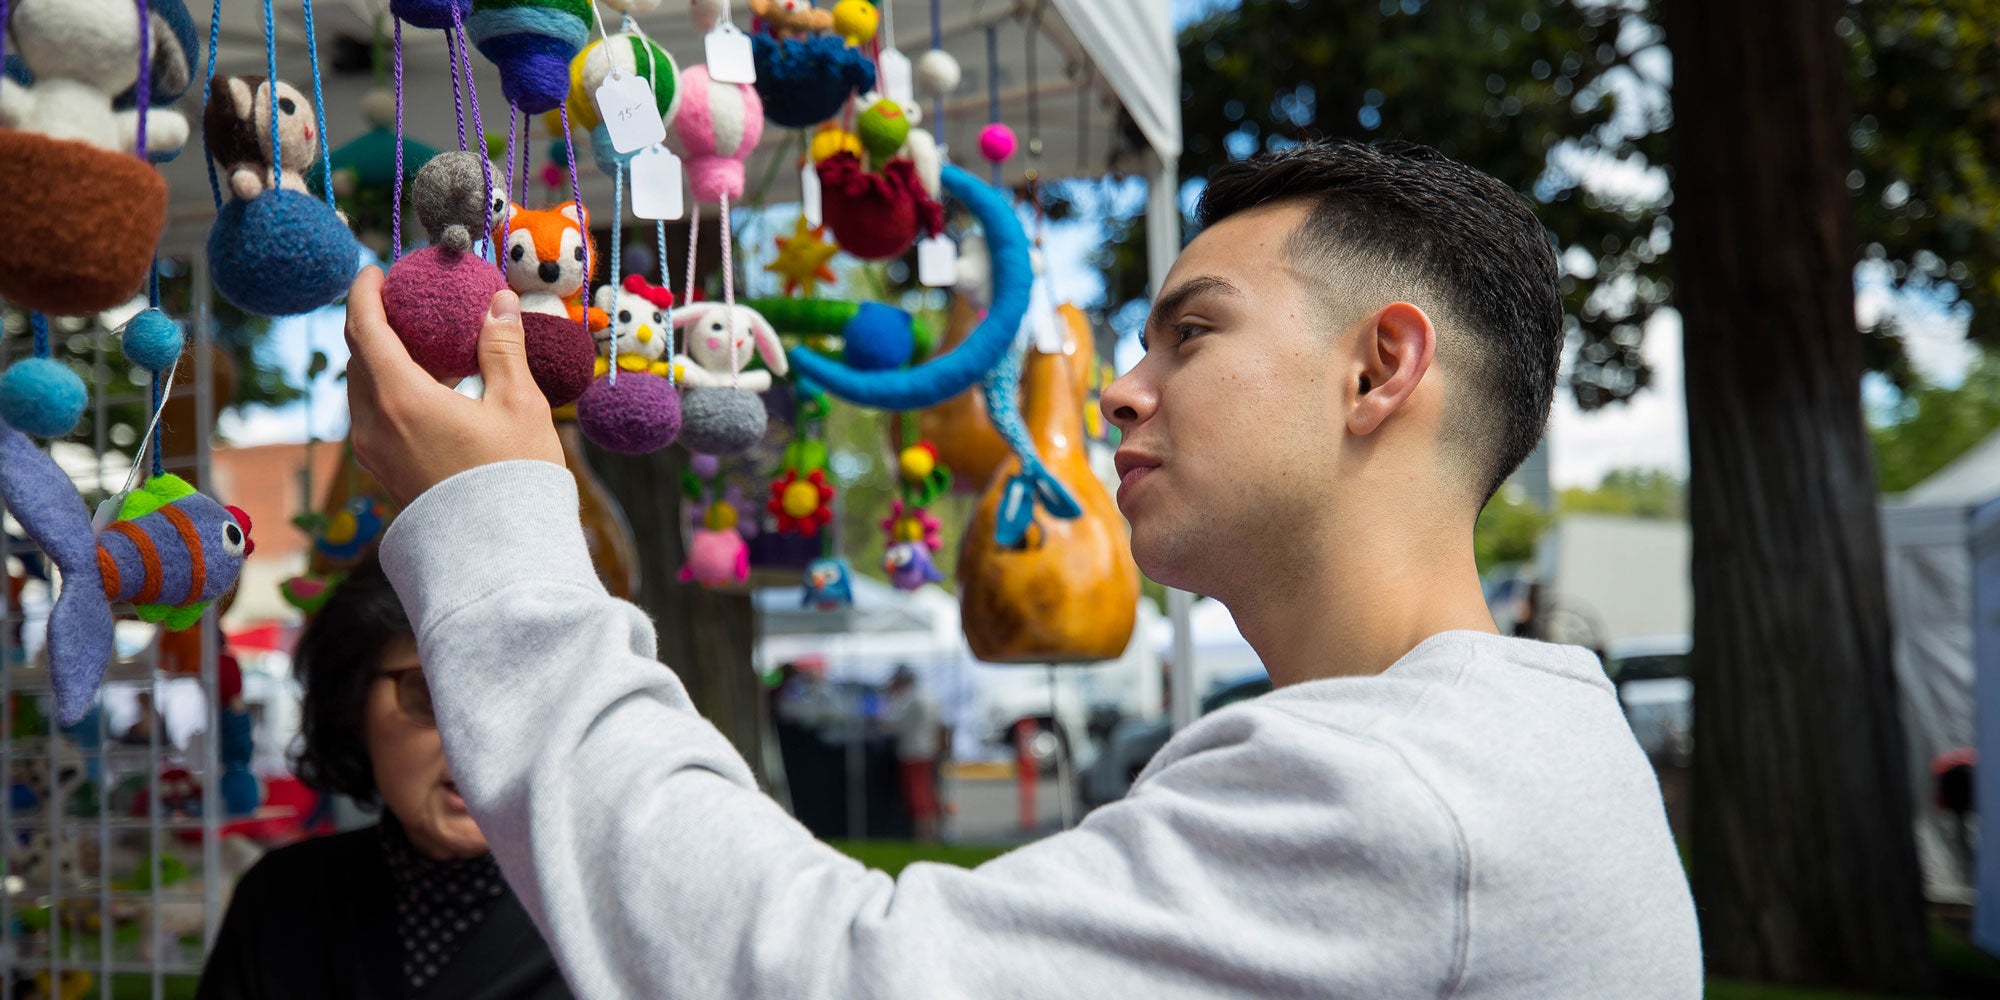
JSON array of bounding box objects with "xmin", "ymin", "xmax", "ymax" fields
[
  {"xmin": 841, "ymin": 302, "xmax": 915, "ymax": 371},
  {"xmin": 208, "ymin": 190, "xmax": 361, "ymax": 318},
  {"xmin": 121, "ymin": 309, "xmax": 185, "ymax": 372},
  {"xmin": 751, "ymin": 34, "xmax": 878, "ymax": 130},
  {"xmin": 0, "ymin": 359, "xmax": 87, "ymax": 437},
  {"xmin": 589, "ymin": 124, "xmax": 641, "ymax": 177}
]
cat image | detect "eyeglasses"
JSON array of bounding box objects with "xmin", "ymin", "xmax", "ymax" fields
[{"xmin": 379, "ymin": 667, "xmax": 435, "ymax": 727}]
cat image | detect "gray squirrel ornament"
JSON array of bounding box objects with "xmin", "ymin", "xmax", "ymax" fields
[{"xmin": 412, "ymin": 150, "xmax": 508, "ymax": 253}]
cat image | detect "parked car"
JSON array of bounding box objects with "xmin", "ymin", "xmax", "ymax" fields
[
  {"xmin": 1079, "ymin": 672, "xmax": 1273, "ymax": 808},
  {"xmin": 1604, "ymin": 634, "xmax": 1692, "ymax": 768}
]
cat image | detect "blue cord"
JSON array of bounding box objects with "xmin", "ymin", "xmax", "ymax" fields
[
  {"xmin": 149, "ymin": 374, "xmax": 163, "ymax": 477},
  {"xmin": 149, "ymin": 255, "xmax": 161, "ymax": 308},
  {"xmin": 264, "ymin": 0, "xmax": 280, "ymax": 183},
  {"xmin": 657, "ymin": 219, "xmax": 675, "ymax": 383},
  {"xmin": 30, "ymin": 313, "xmax": 48, "ymax": 358},
  {"xmin": 301, "ymin": 0, "xmax": 336, "ymax": 206},
  {"xmin": 201, "ymin": 0, "xmax": 224, "ymax": 208},
  {"xmin": 986, "ymin": 25, "xmax": 1000, "ymax": 187}
]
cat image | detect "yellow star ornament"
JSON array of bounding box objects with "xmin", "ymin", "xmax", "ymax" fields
[{"xmin": 766, "ymin": 216, "xmax": 841, "ymax": 297}]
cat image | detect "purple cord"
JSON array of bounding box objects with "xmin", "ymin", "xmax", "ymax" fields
[
  {"xmin": 559, "ymin": 103, "xmax": 589, "ymax": 326},
  {"xmin": 452, "ymin": 9, "xmax": 493, "ymax": 262},
  {"xmin": 0, "ymin": 0, "xmax": 10, "ymax": 105},
  {"xmin": 392, "ymin": 17, "xmax": 405, "ymax": 262},
  {"xmin": 134, "ymin": 0, "xmax": 151, "ymax": 159},
  {"xmin": 505, "ymin": 104, "xmax": 518, "ymax": 212},
  {"xmin": 448, "ymin": 23, "xmax": 467, "ymax": 151}
]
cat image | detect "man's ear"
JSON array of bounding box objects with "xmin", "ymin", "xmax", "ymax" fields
[{"xmin": 1348, "ymin": 301, "xmax": 1436, "ymax": 436}]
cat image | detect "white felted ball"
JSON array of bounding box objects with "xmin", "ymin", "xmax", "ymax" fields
[
  {"xmin": 916, "ymin": 49, "xmax": 961, "ymax": 97},
  {"xmin": 604, "ymin": 0, "xmax": 666, "ymax": 12}
]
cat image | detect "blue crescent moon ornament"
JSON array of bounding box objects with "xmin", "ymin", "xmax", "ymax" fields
[{"xmin": 784, "ymin": 164, "xmax": 1032, "ymax": 410}]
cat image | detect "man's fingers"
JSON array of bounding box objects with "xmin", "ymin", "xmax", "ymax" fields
[
  {"xmin": 475, "ymin": 290, "xmax": 536, "ymax": 402},
  {"xmin": 342, "ymin": 266, "xmax": 423, "ymax": 389}
]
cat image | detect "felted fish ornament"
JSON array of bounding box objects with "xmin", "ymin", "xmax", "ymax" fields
[{"xmin": 0, "ymin": 420, "xmax": 252, "ymax": 726}]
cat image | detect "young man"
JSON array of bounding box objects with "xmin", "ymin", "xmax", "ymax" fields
[{"xmin": 343, "ymin": 138, "xmax": 1701, "ymax": 998}]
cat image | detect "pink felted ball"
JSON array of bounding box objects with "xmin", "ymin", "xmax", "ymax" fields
[
  {"xmin": 381, "ymin": 247, "xmax": 507, "ymax": 380},
  {"xmin": 577, "ymin": 371, "xmax": 683, "ymax": 454},
  {"xmin": 522, "ymin": 313, "xmax": 598, "ymax": 406},
  {"xmin": 977, "ymin": 123, "xmax": 1016, "ymax": 163},
  {"xmin": 673, "ymin": 66, "xmax": 765, "ymax": 204}
]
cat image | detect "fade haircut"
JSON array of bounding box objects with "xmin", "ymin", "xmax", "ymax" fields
[{"xmin": 1194, "ymin": 138, "xmax": 1563, "ymax": 506}]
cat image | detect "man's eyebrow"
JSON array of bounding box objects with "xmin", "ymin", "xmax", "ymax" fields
[{"xmin": 1145, "ymin": 276, "xmax": 1242, "ymax": 333}]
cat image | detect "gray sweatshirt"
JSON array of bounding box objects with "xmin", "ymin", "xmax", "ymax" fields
[{"xmin": 380, "ymin": 462, "xmax": 1703, "ymax": 999}]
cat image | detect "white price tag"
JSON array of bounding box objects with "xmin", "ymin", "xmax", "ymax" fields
[
  {"xmin": 1029, "ymin": 277, "xmax": 1064, "ymax": 352},
  {"xmin": 705, "ymin": 24, "xmax": 757, "ymax": 85},
  {"xmin": 92, "ymin": 492, "xmax": 130, "ymax": 534},
  {"xmin": 917, "ymin": 234, "xmax": 957, "ymax": 287},
  {"xmin": 631, "ymin": 146, "xmax": 685, "ymax": 220},
  {"xmin": 879, "ymin": 48, "xmax": 914, "ymax": 107},
  {"xmin": 800, "ymin": 163, "xmax": 822, "ymax": 227},
  {"xmin": 595, "ymin": 74, "xmax": 667, "ymax": 154}
]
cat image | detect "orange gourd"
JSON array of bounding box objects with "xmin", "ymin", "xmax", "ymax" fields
[{"xmin": 958, "ymin": 312, "xmax": 1137, "ymax": 663}]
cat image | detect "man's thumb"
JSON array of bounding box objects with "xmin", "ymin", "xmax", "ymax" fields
[{"xmin": 477, "ymin": 290, "xmax": 532, "ymax": 397}]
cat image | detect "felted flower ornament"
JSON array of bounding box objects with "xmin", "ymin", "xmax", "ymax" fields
[
  {"xmin": 769, "ymin": 469, "xmax": 835, "ymax": 536},
  {"xmin": 880, "ymin": 499, "xmax": 941, "ymax": 552}
]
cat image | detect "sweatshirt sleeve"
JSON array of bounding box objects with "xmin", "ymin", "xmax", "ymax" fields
[{"xmin": 379, "ymin": 461, "xmax": 1465, "ymax": 1000}]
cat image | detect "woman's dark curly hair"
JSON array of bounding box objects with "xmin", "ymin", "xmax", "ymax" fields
[{"xmin": 288, "ymin": 558, "xmax": 411, "ymax": 808}]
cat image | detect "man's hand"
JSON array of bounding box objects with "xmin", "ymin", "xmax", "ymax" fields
[{"xmin": 343, "ymin": 266, "xmax": 563, "ymax": 508}]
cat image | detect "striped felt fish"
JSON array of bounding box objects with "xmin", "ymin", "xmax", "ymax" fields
[{"xmin": 0, "ymin": 419, "xmax": 252, "ymax": 726}]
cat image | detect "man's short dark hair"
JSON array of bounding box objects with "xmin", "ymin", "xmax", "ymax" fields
[
  {"xmin": 1194, "ymin": 138, "xmax": 1563, "ymax": 506},
  {"xmin": 289, "ymin": 557, "xmax": 411, "ymax": 808}
]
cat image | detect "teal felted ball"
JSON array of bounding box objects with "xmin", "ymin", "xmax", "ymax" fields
[
  {"xmin": 0, "ymin": 358, "xmax": 88, "ymax": 437},
  {"xmin": 841, "ymin": 302, "xmax": 915, "ymax": 370},
  {"xmin": 208, "ymin": 190, "xmax": 362, "ymax": 318},
  {"xmin": 121, "ymin": 309, "xmax": 185, "ymax": 373},
  {"xmin": 589, "ymin": 124, "xmax": 642, "ymax": 177}
]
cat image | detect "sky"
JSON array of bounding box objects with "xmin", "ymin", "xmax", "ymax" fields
[{"xmin": 220, "ymin": 0, "xmax": 1977, "ymax": 493}]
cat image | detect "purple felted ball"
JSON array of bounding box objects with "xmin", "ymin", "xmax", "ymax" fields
[
  {"xmin": 522, "ymin": 312, "xmax": 598, "ymax": 406},
  {"xmin": 382, "ymin": 247, "xmax": 506, "ymax": 380},
  {"xmin": 689, "ymin": 452, "xmax": 720, "ymax": 478},
  {"xmin": 577, "ymin": 371, "xmax": 682, "ymax": 454},
  {"xmin": 390, "ymin": 0, "xmax": 471, "ymax": 30}
]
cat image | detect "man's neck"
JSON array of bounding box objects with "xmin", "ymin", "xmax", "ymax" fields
[{"xmin": 1224, "ymin": 523, "xmax": 1499, "ymax": 688}]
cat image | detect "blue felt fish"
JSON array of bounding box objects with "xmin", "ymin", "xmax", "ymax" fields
[
  {"xmin": 0, "ymin": 420, "xmax": 252, "ymax": 726},
  {"xmin": 802, "ymin": 557, "xmax": 854, "ymax": 610}
]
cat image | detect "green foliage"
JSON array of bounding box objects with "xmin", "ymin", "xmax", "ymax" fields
[
  {"xmin": 1559, "ymin": 467, "xmax": 1685, "ymax": 519},
  {"xmin": 1474, "ymin": 486, "xmax": 1550, "ymax": 573},
  {"xmin": 829, "ymin": 839, "xmax": 1012, "ymax": 876},
  {"xmin": 1872, "ymin": 352, "xmax": 2000, "ymax": 493}
]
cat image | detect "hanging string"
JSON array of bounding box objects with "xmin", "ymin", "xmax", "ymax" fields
[
  {"xmin": 447, "ymin": 24, "xmax": 467, "ymax": 151},
  {"xmin": 0, "ymin": 0, "xmax": 9, "ymax": 100},
  {"xmin": 720, "ymin": 190, "xmax": 738, "ymax": 388},
  {"xmin": 683, "ymin": 202, "xmax": 701, "ymax": 311},
  {"xmin": 148, "ymin": 257, "xmax": 161, "ymax": 308},
  {"xmin": 558, "ymin": 104, "xmax": 589, "ymax": 329},
  {"xmin": 301, "ymin": 0, "xmax": 337, "ymax": 206},
  {"xmin": 199, "ymin": 0, "xmax": 224, "ymax": 208},
  {"xmin": 391, "ymin": 17, "xmax": 405, "ymax": 261},
  {"xmin": 134, "ymin": 0, "xmax": 151, "ymax": 160},
  {"xmin": 517, "ymin": 107, "xmax": 531, "ymax": 202},
  {"xmin": 30, "ymin": 313, "xmax": 49, "ymax": 358},
  {"xmin": 505, "ymin": 105, "xmax": 519, "ymax": 212},
  {"xmin": 608, "ymin": 167, "xmax": 624, "ymax": 383},
  {"xmin": 985, "ymin": 25, "xmax": 1000, "ymax": 187},
  {"xmin": 658, "ymin": 219, "xmax": 675, "ymax": 384},
  {"xmin": 265, "ymin": 0, "xmax": 283, "ymax": 187},
  {"xmin": 149, "ymin": 373, "xmax": 164, "ymax": 477},
  {"xmin": 450, "ymin": 7, "xmax": 495, "ymax": 264}
]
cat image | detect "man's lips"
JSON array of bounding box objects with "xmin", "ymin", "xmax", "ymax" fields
[{"xmin": 1115, "ymin": 451, "xmax": 1161, "ymax": 491}]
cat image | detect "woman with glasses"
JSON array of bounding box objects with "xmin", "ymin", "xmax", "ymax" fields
[{"xmin": 196, "ymin": 559, "xmax": 572, "ymax": 999}]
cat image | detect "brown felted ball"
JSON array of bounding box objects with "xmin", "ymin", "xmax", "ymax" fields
[
  {"xmin": 0, "ymin": 131, "xmax": 167, "ymax": 316},
  {"xmin": 522, "ymin": 312, "xmax": 598, "ymax": 406}
]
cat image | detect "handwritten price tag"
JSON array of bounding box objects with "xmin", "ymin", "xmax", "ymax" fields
[{"xmin": 596, "ymin": 74, "xmax": 667, "ymax": 154}]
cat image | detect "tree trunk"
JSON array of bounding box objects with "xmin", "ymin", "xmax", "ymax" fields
[
  {"xmin": 587, "ymin": 439, "xmax": 769, "ymax": 788},
  {"xmin": 1667, "ymin": 0, "xmax": 1932, "ymax": 989}
]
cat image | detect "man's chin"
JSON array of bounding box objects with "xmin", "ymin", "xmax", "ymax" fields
[{"xmin": 1130, "ymin": 532, "xmax": 1204, "ymax": 595}]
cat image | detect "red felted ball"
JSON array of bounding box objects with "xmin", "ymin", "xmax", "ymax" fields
[
  {"xmin": 522, "ymin": 312, "xmax": 598, "ymax": 406},
  {"xmin": 577, "ymin": 371, "xmax": 683, "ymax": 454},
  {"xmin": 381, "ymin": 247, "xmax": 507, "ymax": 380},
  {"xmin": 816, "ymin": 153, "xmax": 945, "ymax": 261}
]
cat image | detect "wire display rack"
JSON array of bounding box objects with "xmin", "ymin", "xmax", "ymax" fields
[{"xmin": 2, "ymin": 255, "xmax": 227, "ymax": 1000}]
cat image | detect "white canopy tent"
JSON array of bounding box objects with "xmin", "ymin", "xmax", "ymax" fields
[{"xmin": 1879, "ymin": 430, "xmax": 2000, "ymax": 930}]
